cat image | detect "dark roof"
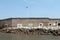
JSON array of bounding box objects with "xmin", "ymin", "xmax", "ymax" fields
[
  {"xmin": 0, "ymin": 17, "xmax": 49, "ymax": 20},
  {"xmin": 0, "ymin": 17, "xmax": 60, "ymax": 21},
  {"xmin": 9, "ymin": 17, "xmax": 49, "ymax": 19}
]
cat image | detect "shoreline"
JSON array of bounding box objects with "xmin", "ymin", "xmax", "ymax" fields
[{"xmin": 0, "ymin": 28, "xmax": 60, "ymax": 36}]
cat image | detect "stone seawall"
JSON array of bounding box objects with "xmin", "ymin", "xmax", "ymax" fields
[{"xmin": 0, "ymin": 28, "xmax": 60, "ymax": 36}]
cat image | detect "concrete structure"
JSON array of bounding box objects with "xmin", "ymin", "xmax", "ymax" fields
[{"xmin": 0, "ymin": 18, "xmax": 60, "ymax": 30}]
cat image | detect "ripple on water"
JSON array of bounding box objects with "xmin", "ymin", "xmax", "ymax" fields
[{"xmin": 0, "ymin": 32, "xmax": 60, "ymax": 40}]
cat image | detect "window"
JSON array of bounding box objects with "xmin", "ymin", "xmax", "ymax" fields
[
  {"xmin": 4, "ymin": 24, "xmax": 8, "ymax": 27},
  {"xmin": 48, "ymin": 23, "xmax": 52, "ymax": 26},
  {"xmin": 17, "ymin": 24, "xmax": 22, "ymax": 28},
  {"xmin": 58, "ymin": 23, "xmax": 60, "ymax": 26},
  {"xmin": 28, "ymin": 23, "xmax": 33, "ymax": 27},
  {"xmin": 39, "ymin": 23, "xmax": 43, "ymax": 26},
  {"xmin": 53, "ymin": 23, "xmax": 56, "ymax": 26}
]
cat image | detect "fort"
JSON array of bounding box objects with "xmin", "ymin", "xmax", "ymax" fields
[
  {"xmin": 0, "ymin": 17, "xmax": 60, "ymax": 36},
  {"xmin": 0, "ymin": 17, "xmax": 60, "ymax": 30}
]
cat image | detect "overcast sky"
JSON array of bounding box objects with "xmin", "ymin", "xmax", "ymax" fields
[{"xmin": 0, "ymin": 0, "xmax": 60, "ymax": 19}]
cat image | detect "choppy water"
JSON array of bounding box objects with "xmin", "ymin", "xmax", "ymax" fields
[{"xmin": 0, "ymin": 32, "xmax": 60, "ymax": 40}]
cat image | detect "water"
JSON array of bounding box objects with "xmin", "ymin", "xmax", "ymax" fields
[{"xmin": 0, "ymin": 32, "xmax": 60, "ymax": 40}]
